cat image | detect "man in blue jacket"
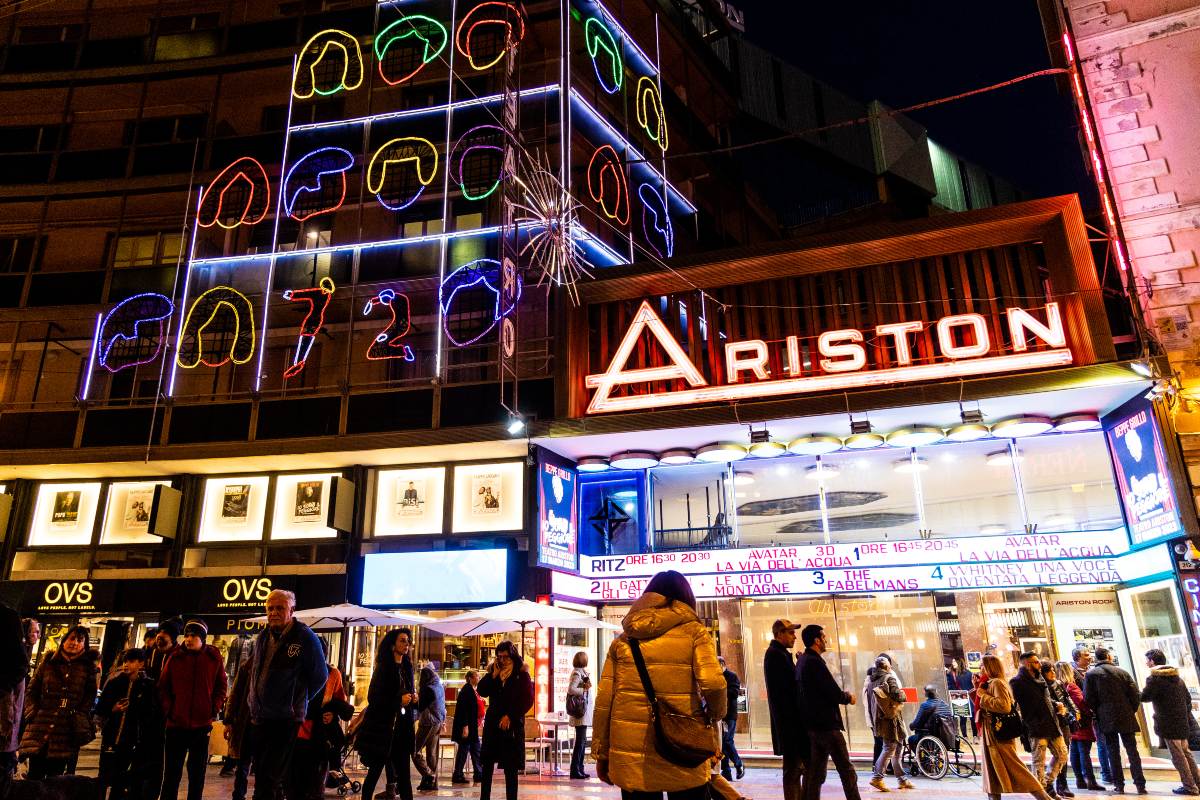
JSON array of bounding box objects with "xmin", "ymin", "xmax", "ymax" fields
[
  {"xmin": 797, "ymin": 624, "xmax": 861, "ymax": 800},
  {"xmin": 246, "ymin": 589, "xmax": 328, "ymax": 800}
]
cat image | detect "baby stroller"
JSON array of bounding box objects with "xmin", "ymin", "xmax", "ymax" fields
[{"xmin": 320, "ymin": 699, "xmax": 360, "ymax": 796}]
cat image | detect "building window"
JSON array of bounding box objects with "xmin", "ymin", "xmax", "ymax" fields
[
  {"xmin": 124, "ymin": 114, "xmax": 206, "ymax": 146},
  {"xmin": 0, "ymin": 125, "xmax": 64, "ymax": 154},
  {"xmin": 157, "ymin": 13, "xmax": 220, "ymax": 34},
  {"xmin": 261, "ymin": 98, "xmax": 344, "ymax": 131},
  {"xmin": 112, "ymin": 232, "xmax": 184, "ymax": 269},
  {"xmin": 0, "ymin": 236, "xmax": 42, "ymax": 273},
  {"xmin": 17, "ymin": 24, "xmax": 84, "ymax": 43}
]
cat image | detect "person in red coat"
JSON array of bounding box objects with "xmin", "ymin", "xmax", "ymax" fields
[
  {"xmin": 1060, "ymin": 661, "xmax": 1104, "ymax": 792},
  {"xmin": 158, "ymin": 620, "xmax": 227, "ymax": 800}
]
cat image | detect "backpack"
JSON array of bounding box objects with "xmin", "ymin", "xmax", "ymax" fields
[
  {"xmin": 935, "ymin": 712, "xmax": 957, "ymax": 749},
  {"xmin": 566, "ymin": 691, "xmax": 586, "ymax": 718}
]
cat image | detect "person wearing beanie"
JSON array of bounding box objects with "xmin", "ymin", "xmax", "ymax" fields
[
  {"xmin": 158, "ymin": 619, "xmax": 227, "ymax": 800},
  {"xmin": 147, "ymin": 621, "xmax": 180, "ymax": 682}
]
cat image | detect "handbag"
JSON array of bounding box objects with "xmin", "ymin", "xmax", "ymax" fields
[
  {"xmin": 627, "ymin": 638, "xmax": 718, "ymax": 768},
  {"xmin": 990, "ymin": 705, "xmax": 1025, "ymax": 742},
  {"xmin": 566, "ymin": 690, "xmax": 587, "ymax": 718}
]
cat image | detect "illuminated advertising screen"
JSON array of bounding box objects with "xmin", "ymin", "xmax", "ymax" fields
[
  {"xmin": 535, "ymin": 449, "xmax": 578, "ymax": 571},
  {"xmin": 361, "ymin": 549, "xmax": 508, "ymax": 606},
  {"xmin": 1104, "ymin": 396, "xmax": 1184, "ymax": 545}
]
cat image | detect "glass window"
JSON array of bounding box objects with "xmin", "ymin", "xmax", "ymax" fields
[
  {"xmin": 1118, "ymin": 580, "xmax": 1200, "ymax": 713},
  {"xmin": 579, "ymin": 471, "xmax": 644, "ymax": 556},
  {"xmin": 649, "ymin": 462, "xmax": 733, "ymax": 550},
  {"xmin": 728, "ymin": 457, "xmax": 820, "ymax": 547},
  {"xmin": 1016, "ymin": 433, "xmax": 1122, "ymax": 532},
  {"xmin": 112, "ymin": 232, "xmax": 182, "ymax": 268},
  {"xmin": 821, "ymin": 448, "xmax": 921, "ymax": 543},
  {"xmin": 918, "ymin": 439, "xmax": 1024, "ymax": 537}
]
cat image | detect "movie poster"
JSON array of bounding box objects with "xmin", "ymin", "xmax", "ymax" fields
[
  {"xmin": 471, "ymin": 474, "xmax": 501, "ymax": 516},
  {"xmin": 292, "ymin": 480, "xmax": 323, "ymax": 523},
  {"xmin": 221, "ymin": 484, "xmax": 250, "ymax": 525},
  {"xmin": 536, "ymin": 450, "xmax": 578, "ymax": 571},
  {"xmin": 1105, "ymin": 396, "xmax": 1183, "ymax": 544},
  {"xmin": 396, "ymin": 478, "xmax": 425, "ymax": 517},
  {"xmin": 51, "ymin": 490, "xmax": 81, "ymax": 528},
  {"xmin": 123, "ymin": 486, "xmax": 154, "ymax": 531}
]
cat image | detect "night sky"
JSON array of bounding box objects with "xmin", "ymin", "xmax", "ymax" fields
[{"xmin": 735, "ymin": 0, "xmax": 1096, "ymax": 207}]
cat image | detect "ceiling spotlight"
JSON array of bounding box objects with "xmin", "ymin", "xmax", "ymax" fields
[
  {"xmin": 659, "ymin": 448, "xmax": 696, "ymax": 466},
  {"xmin": 695, "ymin": 442, "xmax": 749, "ymax": 463},
  {"xmin": 892, "ymin": 456, "xmax": 930, "ymax": 474},
  {"xmin": 576, "ymin": 456, "xmax": 610, "ymax": 472},
  {"xmin": 844, "ymin": 431, "xmax": 885, "ymax": 449},
  {"xmin": 609, "ymin": 450, "xmax": 659, "ymax": 470},
  {"xmin": 946, "ymin": 423, "xmax": 991, "ymax": 442},
  {"xmin": 733, "ymin": 472, "xmax": 755, "ymax": 486},
  {"xmin": 749, "ymin": 440, "xmax": 787, "ymax": 458},
  {"xmin": 885, "ymin": 426, "xmax": 945, "ymax": 448},
  {"xmin": 1131, "ymin": 360, "xmax": 1154, "ymax": 378},
  {"xmin": 991, "ymin": 415, "xmax": 1053, "ymax": 438},
  {"xmin": 804, "ymin": 463, "xmax": 841, "ymax": 481},
  {"xmin": 506, "ymin": 414, "xmax": 526, "ymax": 435},
  {"xmin": 788, "ymin": 435, "xmax": 843, "ymax": 456},
  {"xmin": 1052, "ymin": 413, "xmax": 1101, "ymax": 433}
]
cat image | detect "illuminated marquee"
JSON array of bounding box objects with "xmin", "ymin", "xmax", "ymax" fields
[
  {"xmin": 97, "ymin": 293, "xmax": 175, "ymax": 372},
  {"xmin": 586, "ymin": 144, "xmax": 629, "ymax": 226},
  {"xmin": 456, "ymin": 2, "xmax": 525, "ymax": 71},
  {"xmin": 293, "ymin": 29, "xmax": 364, "ymax": 99},
  {"xmin": 283, "ymin": 146, "xmax": 355, "ymax": 221},
  {"xmin": 176, "ymin": 286, "xmax": 256, "ymax": 369},
  {"xmin": 585, "ymin": 300, "xmax": 1073, "ymax": 414},
  {"xmin": 375, "ymin": 15, "xmax": 448, "ymax": 86},
  {"xmin": 198, "ymin": 157, "xmax": 271, "ymax": 229},
  {"xmin": 363, "ymin": 289, "xmax": 415, "ymax": 362},
  {"xmin": 368, "ymin": 136, "xmax": 439, "ymax": 211}
]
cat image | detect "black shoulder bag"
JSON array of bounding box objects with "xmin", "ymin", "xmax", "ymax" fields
[{"xmin": 627, "ymin": 638, "xmax": 718, "ymax": 768}]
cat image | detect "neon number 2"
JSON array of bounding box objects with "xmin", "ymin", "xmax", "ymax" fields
[{"xmin": 363, "ymin": 289, "xmax": 415, "ymax": 362}]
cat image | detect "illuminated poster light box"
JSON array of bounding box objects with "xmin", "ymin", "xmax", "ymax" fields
[
  {"xmin": 29, "ymin": 483, "xmax": 103, "ymax": 546},
  {"xmin": 198, "ymin": 476, "xmax": 270, "ymax": 543},
  {"xmin": 361, "ymin": 549, "xmax": 507, "ymax": 606},
  {"xmin": 451, "ymin": 461, "xmax": 524, "ymax": 533},
  {"xmin": 374, "ymin": 466, "xmax": 447, "ymax": 536},
  {"xmin": 100, "ymin": 480, "xmax": 173, "ymax": 545},
  {"xmin": 271, "ymin": 473, "xmax": 342, "ymax": 540}
]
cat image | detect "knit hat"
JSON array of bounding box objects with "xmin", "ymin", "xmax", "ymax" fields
[
  {"xmin": 183, "ymin": 619, "xmax": 208, "ymax": 641},
  {"xmin": 158, "ymin": 620, "xmax": 181, "ymax": 642}
]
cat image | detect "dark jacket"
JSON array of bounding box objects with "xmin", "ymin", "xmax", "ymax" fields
[
  {"xmin": 19, "ymin": 648, "xmax": 101, "ymax": 759},
  {"xmin": 763, "ymin": 640, "xmax": 803, "ymax": 756},
  {"xmin": 722, "ymin": 669, "xmax": 740, "ymax": 724},
  {"xmin": 223, "ymin": 662, "xmax": 253, "ymax": 759},
  {"xmin": 451, "ymin": 682, "xmax": 480, "ymax": 743},
  {"xmin": 947, "ymin": 669, "xmax": 972, "ymax": 693},
  {"xmin": 910, "ymin": 697, "xmax": 953, "ymax": 735},
  {"xmin": 1045, "ymin": 678, "xmax": 1077, "ymax": 736},
  {"xmin": 1084, "ymin": 662, "xmax": 1141, "ymax": 734},
  {"xmin": 797, "ymin": 647, "xmax": 851, "ymax": 732},
  {"xmin": 477, "ymin": 667, "xmax": 534, "ymax": 767},
  {"xmin": 0, "ymin": 602, "xmax": 26, "ymax": 754},
  {"xmin": 247, "ymin": 621, "xmax": 328, "ymax": 723},
  {"xmin": 1141, "ymin": 665, "xmax": 1193, "ymax": 740},
  {"xmin": 1009, "ymin": 670, "xmax": 1060, "ymax": 740},
  {"xmin": 159, "ymin": 644, "xmax": 227, "ymax": 730},
  {"xmin": 147, "ymin": 645, "xmax": 176, "ymax": 682},
  {"xmin": 96, "ymin": 671, "xmax": 158, "ymax": 751},
  {"xmin": 353, "ymin": 656, "xmax": 416, "ymax": 767}
]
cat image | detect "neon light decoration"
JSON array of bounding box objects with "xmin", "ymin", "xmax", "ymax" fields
[
  {"xmin": 584, "ymin": 16, "xmax": 622, "ymax": 94},
  {"xmin": 637, "ymin": 183, "xmax": 673, "ymax": 258},
  {"xmin": 176, "ymin": 286, "xmax": 256, "ymax": 369},
  {"xmin": 635, "ymin": 76, "xmax": 668, "ymax": 152},
  {"xmin": 293, "ymin": 29, "xmax": 364, "ymax": 99},
  {"xmin": 375, "ymin": 15, "xmax": 448, "ymax": 86},
  {"xmin": 363, "ymin": 289, "xmax": 415, "ymax": 362},
  {"xmin": 455, "ymin": 2, "xmax": 525, "ymax": 71},
  {"xmin": 96, "ymin": 293, "xmax": 175, "ymax": 372},
  {"xmin": 283, "ymin": 146, "xmax": 355, "ymax": 221},
  {"xmin": 368, "ymin": 136, "xmax": 439, "ymax": 211},
  {"xmin": 197, "ymin": 157, "xmax": 272, "ymax": 229},
  {"xmin": 586, "ymin": 144, "xmax": 629, "ymax": 226},
  {"xmin": 439, "ymin": 258, "xmax": 523, "ymax": 347},
  {"xmin": 514, "ymin": 163, "xmax": 594, "ymax": 304},
  {"xmin": 281, "ymin": 277, "xmax": 336, "ymax": 379},
  {"xmin": 450, "ymin": 124, "xmax": 505, "ymax": 201}
]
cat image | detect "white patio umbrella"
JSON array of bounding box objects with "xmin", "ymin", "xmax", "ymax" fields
[
  {"xmin": 423, "ymin": 598, "xmax": 620, "ymax": 638},
  {"xmin": 244, "ymin": 602, "xmax": 432, "ymax": 629}
]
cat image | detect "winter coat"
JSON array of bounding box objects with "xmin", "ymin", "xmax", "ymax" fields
[
  {"xmin": 866, "ymin": 670, "xmax": 905, "ymax": 743},
  {"xmin": 451, "ymin": 682, "xmax": 480, "ymax": 744},
  {"xmin": 721, "ymin": 669, "xmax": 740, "ymax": 725},
  {"xmin": 247, "ymin": 621, "xmax": 328, "ymax": 724},
  {"xmin": 591, "ymin": 591, "xmax": 725, "ymax": 794},
  {"xmin": 797, "ymin": 647, "xmax": 851, "ymax": 732},
  {"xmin": 910, "ymin": 697, "xmax": 952, "ymax": 737},
  {"xmin": 1045, "ymin": 678, "xmax": 1077, "ymax": 737},
  {"xmin": 1009, "ymin": 670, "xmax": 1060, "ymax": 740},
  {"xmin": 417, "ymin": 670, "xmax": 446, "ymax": 726},
  {"xmin": 147, "ymin": 645, "xmax": 176, "ymax": 682},
  {"xmin": 223, "ymin": 663, "xmax": 253, "ymax": 759},
  {"xmin": 567, "ymin": 667, "xmax": 593, "ymax": 727},
  {"xmin": 477, "ymin": 664, "xmax": 534, "ymax": 768},
  {"xmin": 0, "ymin": 602, "xmax": 25, "ymax": 754},
  {"xmin": 946, "ymin": 669, "xmax": 972, "ymax": 693},
  {"xmin": 763, "ymin": 640, "xmax": 804, "ymax": 756},
  {"xmin": 96, "ymin": 671, "xmax": 158, "ymax": 751},
  {"xmin": 977, "ymin": 677, "xmax": 1044, "ymax": 795},
  {"xmin": 1084, "ymin": 662, "xmax": 1141, "ymax": 734},
  {"xmin": 19, "ymin": 648, "xmax": 100, "ymax": 760},
  {"xmin": 159, "ymin": 644, "xmax": 227, "ymax": 730},
  {"xmin": 353, "ymin": 656, "xmax": 415, "ymax": 767},
  {"xmin": 1141, "ymin": 665, "xmax": 1193, "ymax": 741},
  {"xmin": 1065, "ymin": 681, "xmax": 1095, "ymax": 742}
]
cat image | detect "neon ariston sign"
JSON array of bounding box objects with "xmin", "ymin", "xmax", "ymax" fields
[{"xmin": 584, "ymin": 300, "xmax": 1072, "ymax": 414}]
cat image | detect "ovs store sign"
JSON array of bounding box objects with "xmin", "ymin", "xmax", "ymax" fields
[
  {"xmin": 35, "ymin": 580, "xmax": 114, "ymax": 614},
  {"xmin": 585, "ymin": 300, "xmax": 1071, "ymax": 414},
  {"xmin": 204, "ymin": 576, "xmax": 280, "ymax": 612}
]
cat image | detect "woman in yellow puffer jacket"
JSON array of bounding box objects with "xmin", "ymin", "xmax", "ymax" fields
[{"xmin": 592, "ymin": 570, "xmax": 727, "ymax": 798}]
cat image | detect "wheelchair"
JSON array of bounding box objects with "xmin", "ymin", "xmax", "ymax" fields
[{"xmin": 899, "ymin": 732, "xmax": 978, "ymax": 780}]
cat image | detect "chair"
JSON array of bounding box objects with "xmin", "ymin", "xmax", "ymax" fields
[
  {"xmin": 437, "ymin": 737, "xmax": 458, "ymax": 775},
  {"xmin": 523, "ymin": 716, "xmax": 551, "ymax": 774}
]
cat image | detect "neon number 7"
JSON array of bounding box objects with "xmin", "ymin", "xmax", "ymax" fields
[{"xmin": 363, "ymin": 289, "xmax": 415, "ymax": 362}]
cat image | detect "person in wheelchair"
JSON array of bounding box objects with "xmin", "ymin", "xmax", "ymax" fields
[{"xmin": 908, "ymin": 685, "xmax": 954, "ymax": 751}]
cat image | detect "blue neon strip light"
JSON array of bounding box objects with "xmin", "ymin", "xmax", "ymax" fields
[
  {"xmin": 288, "ymin": 84, "xmax": 559, "ymax": 133},
  {"xmin": 81, "ymin": 312, "xmax": 102, "ymax": 401},
  {"xmin": 191, "ymin": 225, "xmax": 503, "ymax": 267},
  {"xmin": 569, "ymin": 89, "xmax": 696, "ymax": 214}
]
